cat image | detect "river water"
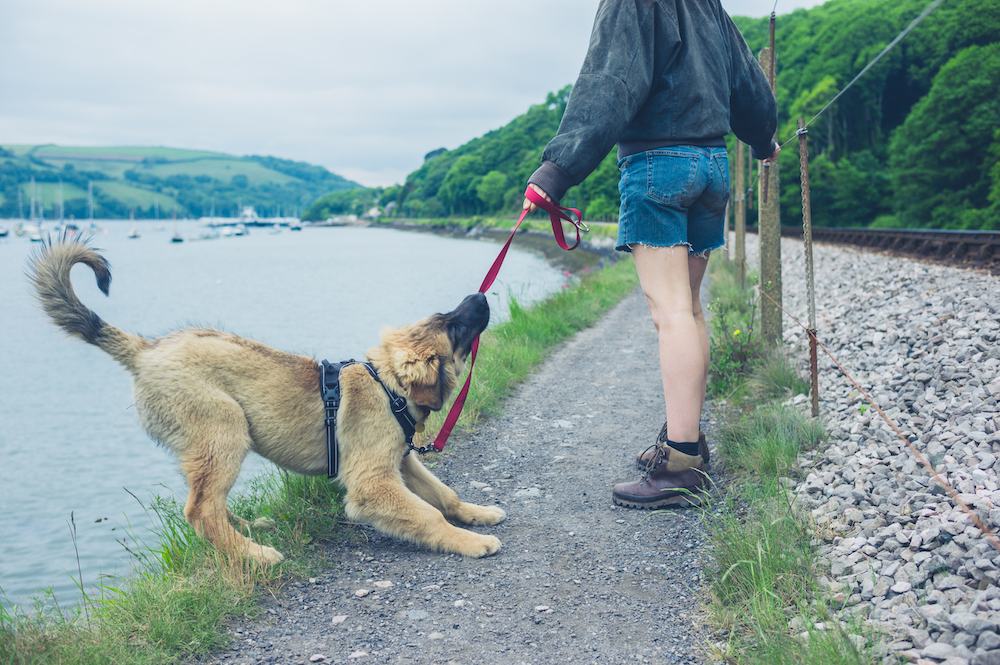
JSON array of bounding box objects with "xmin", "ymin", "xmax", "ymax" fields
[{"xmin": 0, "ymin": 220, "xmax": 567, "ymax": 611}]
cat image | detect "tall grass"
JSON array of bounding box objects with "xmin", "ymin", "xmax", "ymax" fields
[
  {"xmin": 0, "ymin": 467, "xmax": 347, "ymax": 665},
  {"xmin": 703, "ymin": 257, "xmax": 882, "ymax": 665}
]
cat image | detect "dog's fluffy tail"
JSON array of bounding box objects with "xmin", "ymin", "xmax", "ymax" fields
[{"xmin": 28, "ymin": 234, "xmax": 149, "ymax": 371}]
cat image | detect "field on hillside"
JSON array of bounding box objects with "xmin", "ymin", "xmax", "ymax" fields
[{"xmin": 1, "ymin": 144, "xmax": 361, "ymax": 220}]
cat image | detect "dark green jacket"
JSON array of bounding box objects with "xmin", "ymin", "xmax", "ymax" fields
[{"xmin": 529, "ymin": 0, "xmax": 778, "ymax": 202}]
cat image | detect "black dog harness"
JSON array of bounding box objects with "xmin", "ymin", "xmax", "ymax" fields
[{"xmin": 319, "ymin": 359, "xmax": 421, "ymax": 479}]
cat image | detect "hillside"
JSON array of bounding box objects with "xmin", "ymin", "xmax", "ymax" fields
[
  {"xmin": 306, "ymin": 0, "xmax": 1000, "ymax": 231},
  {"xmin": 0, "ymin": 144, "xmax": 362, "ymax": 220}
]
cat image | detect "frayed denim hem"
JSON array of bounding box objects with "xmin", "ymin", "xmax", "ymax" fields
[{"xmin": 618, "ymin": 241, "xmax": 723, "ymax": 258}]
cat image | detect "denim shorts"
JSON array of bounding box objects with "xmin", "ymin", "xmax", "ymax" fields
[{"xmin": 616, "ymin": 146, "xmax": 730, "ymax": 255}]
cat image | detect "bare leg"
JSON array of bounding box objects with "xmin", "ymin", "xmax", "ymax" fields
[{"xmin": 631, "ymin": 245, "xmax": 710, "ymax": 443}]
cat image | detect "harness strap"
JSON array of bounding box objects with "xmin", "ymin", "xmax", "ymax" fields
[
  {"xmin": 320, "ymin": 359, "xmax": 421, "ymax": 478},
  {"xmin": 320, "ymin": 359, "xmax": 354, "ymax": 478},
  {"xmin": 431, "ymin": 187, "xmax": 587, "ymax": 451},
  {"xmin": 356, "ymin": 362, "xmax": 419, "ymax": 445}
]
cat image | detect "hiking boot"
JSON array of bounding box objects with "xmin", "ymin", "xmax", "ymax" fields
[
  {"xmin": 614, "ymin": 444, "xmax": 709, "ymax": 509},
  {"xmin": 636, "ymin": 422, "xmax": 709, "ymax": 470}
]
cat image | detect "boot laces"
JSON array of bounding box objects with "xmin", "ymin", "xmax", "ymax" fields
[{"xmin": 639, "ymin": 443, "xmax": 668, "ymax": 482}]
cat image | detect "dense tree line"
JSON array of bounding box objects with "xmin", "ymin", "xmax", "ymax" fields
[
  {"xmin": 735, "ymin": 0, "xmax": 1000, "ymax": 229},
  {"xmin": 306, "ymin": 0, "xmax": 999, "ymax": 231}
]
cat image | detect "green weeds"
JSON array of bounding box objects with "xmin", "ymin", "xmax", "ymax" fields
[
  {"xmin": 702, "ymin": 257, "xmax": 882, "ymax": 664},
  {"xmin": 0, "ymin": 468, "xmax": 346, "ymax": 665}
]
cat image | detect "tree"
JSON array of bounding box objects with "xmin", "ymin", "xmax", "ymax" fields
[
  {"xmin": 438, "ymin": 155, "xmax": 484, "ymax": 215},
  {"xmin": 476, "ymin": 171, "xmax": 508, "ymax": 210},
  {"xmin": 889, "ymin": 43, "xmax": 1000, "ymax": 229}
]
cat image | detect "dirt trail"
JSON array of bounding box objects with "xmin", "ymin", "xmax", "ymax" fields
[{"xmin": 202, "ymin": 287, "xmax": 718, "ymax": 665}]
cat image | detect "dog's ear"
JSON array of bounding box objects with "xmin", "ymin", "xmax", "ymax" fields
[{"xmin": 394, "ymin": 347, "xmax": 443, "ymax": 411}]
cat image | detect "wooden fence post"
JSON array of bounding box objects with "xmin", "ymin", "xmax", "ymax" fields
[
  {"xmin": 758, "ymin": 45, "xmax": 782, "ymax": 345},
  {"xmin": 798, "ymin": 118, "xmax": 820, "ymax": 418},
  {"xmin": 734, "ymin": 141, "xmax": 746, "ymax": 289}
]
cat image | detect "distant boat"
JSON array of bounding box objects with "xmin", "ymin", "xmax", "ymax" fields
[
  {"xmin": 289, "ymin": 220, "xmax": 302, "ymax": 231},
  {"xmin": 237, "ymin": 206, "xmax": 262, "ymax": 226},
  {"xmin": 171, "ymin": 221, "xmax": 183, "ymax": 243},
  {"xmin": 0, "ymin": 225, "xmax": 8, "ymax": 238},
  {"xmin": 128, "ymin": 212, "xmax": 140, "ymax": 239},
  {"xmin": 233, "ymin": 223, "xmax": 247, "ymax": 236}
]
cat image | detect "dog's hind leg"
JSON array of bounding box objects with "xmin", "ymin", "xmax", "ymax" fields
[
  {"xmin": 177, "ymin": 400, "xmax": 285, "ymax": 565},
  {"xmin": 401, "ymin": 452, "xmax": 507, "ymax": 527}
]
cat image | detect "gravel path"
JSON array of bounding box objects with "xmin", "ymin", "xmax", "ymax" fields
[{"xmin": 199, "ymin": 285, "xmax": 718, "ymax": 665}]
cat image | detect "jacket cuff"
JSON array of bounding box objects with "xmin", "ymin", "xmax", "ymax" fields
[
  {"xmin": 527, "ymin": 161, "xmax": 575, "ymax": 204},
  {"xmin": 750, "ymin": 140, "xmax": 778, "ymax": 161}
]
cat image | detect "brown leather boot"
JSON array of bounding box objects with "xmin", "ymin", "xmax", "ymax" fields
[
  {"xmin": 636, "ymin": 422, "xmax": 709, "ymax": 470},
  {"xmin": 614, "ymin": 444, "xmax": 710, "ymax": 509}
]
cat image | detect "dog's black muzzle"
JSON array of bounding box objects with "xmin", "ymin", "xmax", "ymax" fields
[{"xmin": 445, "ymin": 293, "xmax": 490, "ymax": 355}]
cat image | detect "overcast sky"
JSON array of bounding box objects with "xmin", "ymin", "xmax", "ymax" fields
[{"xmin": 1, "ymin": 0, "xmax": 826, "ymax": 187}]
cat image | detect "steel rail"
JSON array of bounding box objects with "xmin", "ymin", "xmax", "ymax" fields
[{"xmin": 744, "ymin": 226, "xmax": 1000, "ymax": 274}]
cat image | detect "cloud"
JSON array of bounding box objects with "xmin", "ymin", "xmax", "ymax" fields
[{"xmin": 1, "ymin": 0, "xmax": 825, "ymax": 187}]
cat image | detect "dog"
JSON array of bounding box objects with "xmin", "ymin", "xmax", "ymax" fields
[{"xmin": 28, "ymin": 236, "xmax": 505, "ymax": 564}]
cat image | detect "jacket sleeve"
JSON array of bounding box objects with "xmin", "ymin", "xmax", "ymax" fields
[
  {"xmin": 726, "ymin": 14, "xmax": 778, "ymax": 160},
  {"xmin": 528, "ymin": 0, "xmax": 662, "ymax": 203}
]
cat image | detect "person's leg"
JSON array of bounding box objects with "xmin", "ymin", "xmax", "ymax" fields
[
  {"xmin": 632, "ymin": 244, "xmax": 705, "ymax": 444},
  {"xmin": 613, "ymin": 147, "xmax": 725, "ymax": 508}
]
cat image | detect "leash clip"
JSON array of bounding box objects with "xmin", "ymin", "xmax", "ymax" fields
[{"xmin": 566, "ymin": 208, "xmax": 590, "ymax": 234}]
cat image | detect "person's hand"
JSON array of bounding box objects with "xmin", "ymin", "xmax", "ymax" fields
[
  {"xmin": 522, "ymin": 183, "xmax": 552, "ymax": 214},
  {"xmin": 763, "ymin": 142, "xmax": 780, "ymax": 163}
]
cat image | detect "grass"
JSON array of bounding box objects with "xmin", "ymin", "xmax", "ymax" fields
[
  {"xmin": 90, "ymin": 182, "xmax": 183, "ymax": 211},
  {"xmin": 0, "ymin": 248, "xmax": 640, "ymax": 664},
  {"xmin": 10, "ymin": 182, "xmax": 90, "ymax": 209},
  {"xmin": 142, "ymin": 159, "xmax": 296, "ymax": 187},
  {"xmin": 31, "ymin": 146, "xmax": 226, "ymax": 161},
  {"xmin": 701, "ymin": 257, "xmax": 885, "ymax": 664},
  {"xmin": 0, "ymin": 470, "xmax": 347, "ymax": 665}
]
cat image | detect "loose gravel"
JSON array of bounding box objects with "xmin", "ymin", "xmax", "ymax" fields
[
  {"xmin": 196, "ymin": 284, "xmax": 717, "ymax": 665},
  {"xmin": 748, "ymin": 234, "xmax": 1000, "ymax": 665}
]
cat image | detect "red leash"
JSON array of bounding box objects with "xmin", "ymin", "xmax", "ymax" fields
[{"xmin": 429, "ymin": 187, "xmax": 589, "ymax": 451}]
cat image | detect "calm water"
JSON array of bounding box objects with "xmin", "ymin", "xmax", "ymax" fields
[{"xmin": 0, "ymin": 220, "xmax": 565, "ymax": 610}]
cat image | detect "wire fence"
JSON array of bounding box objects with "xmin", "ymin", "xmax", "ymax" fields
[{"xmin": 734, "ymin": 0, "xmax": 1000, "ymax": 554}]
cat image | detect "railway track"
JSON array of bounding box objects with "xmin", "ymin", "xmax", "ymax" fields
[{"xmin": 746, "ymin": 226, "xmax": 1000, "ymax": 275}]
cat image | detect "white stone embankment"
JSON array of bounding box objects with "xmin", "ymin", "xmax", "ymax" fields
[{"xmin": 741, "ymin": 233, "xmax": 1000, "ymax": 665}]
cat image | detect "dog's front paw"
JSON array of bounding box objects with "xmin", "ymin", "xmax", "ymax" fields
[
  {"xmin": 471, "ymin": 506, "xmax": 506, "ymax": 526},
  {"xmin": 250, "ymin": 544, "xmax": 285, "ymax": 565},
  {"xmin": 454, "ymin": 502, "xmax": 507, "ymax": 526},
  {"xmin": 466, "ymin": 534, "xmax": 501, "ymax": 558},
  {"xmin": 252, "ymin": 517, "xmax": 277, "ymax": 530}
]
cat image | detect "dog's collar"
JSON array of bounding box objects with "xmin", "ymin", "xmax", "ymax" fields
[{"xmin": 320, "ymin": 359, "xmax": 428, "ymax": 479}]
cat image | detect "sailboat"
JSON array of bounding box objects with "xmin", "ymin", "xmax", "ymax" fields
[
  {"xmin": 171, "ymin": 211, "xmax": 183, "ymax": 243},
  {"xmin": 127, "ymin": 210, "xmax": 140, "ymax": 239}
]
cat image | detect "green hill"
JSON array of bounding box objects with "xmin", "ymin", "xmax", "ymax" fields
[
  {"xmin": 0, "ymin": 144, "xmax": 362, "ymax": 220},
  {"xmin": 306, "ymin": 0, "xmax": 1000, "ymax": 231}
]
